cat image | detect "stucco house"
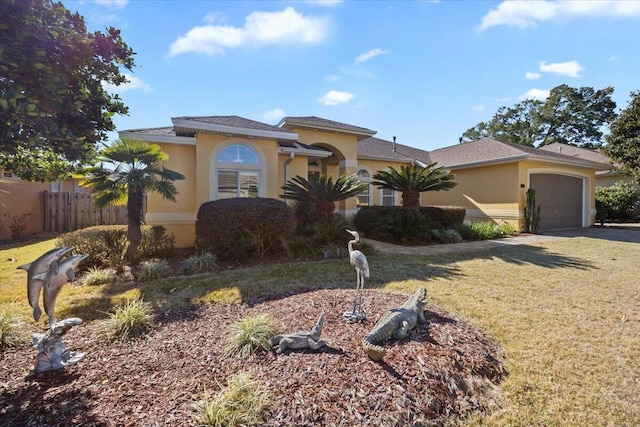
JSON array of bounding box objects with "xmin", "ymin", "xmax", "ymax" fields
[{"xmin": 120, "ymin": 116, "xmax": 612, "ymax": 247}]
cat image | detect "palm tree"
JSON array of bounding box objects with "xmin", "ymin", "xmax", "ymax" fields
[
  {"xmin": 82, "ymin": 139, "xmax": 185, "ymax": 262},
  {"xmin": 372, "ymin": 163, "xmax": 457, "ymax": 210},
  {"xmin": 281, "ymin": 173, "xmax": 368, "ymax": 222}
]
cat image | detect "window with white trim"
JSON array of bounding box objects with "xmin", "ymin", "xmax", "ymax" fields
[
  {"xmin": 356, "ymin": 168, "xmax": 371, "ymax": 207},
  {"xmin": 215, "ymin": 144, "xmax": 262, "ymax": 199},
  {"xmin": 382, "ymin": 188, "xmax": 396, "ymax": 206},
  {"xmin": 51, "ymin": 181, "xmax": 61, "ymax": 193}
]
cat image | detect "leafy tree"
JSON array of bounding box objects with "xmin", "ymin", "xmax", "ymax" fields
[
  {"xmin": 462, "ymin": 85, "xmax": 617, "ymax": 148},
  {"xmin": 0, "ymin": 0, "xmax": 135, "ymax": 181},
  {"xmin": 81, "ymin": 139, "xmax": 185, "ymax": 263},
  {"xmin": 280, "ymin": 173, "xmax": 367, "ymax": 222},
  {"xmin": 372, "ymin": 163, "xmax": 457, "ymax": 210},
  {"xmin": 604, "ymin": 91, "xmax": 640, "ymax": 183},
  {"xmin": 595, "ymin": 182, "xmax": 639, "ymax": 224}
]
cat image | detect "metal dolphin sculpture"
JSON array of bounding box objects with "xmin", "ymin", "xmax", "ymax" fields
[
  {"xmin": 32, "ymin": 253, "xmax": 89, "ymax": 330},
  {"xmin": 17, "ymin": 246, "xmax": 75, "ymax": 322}
]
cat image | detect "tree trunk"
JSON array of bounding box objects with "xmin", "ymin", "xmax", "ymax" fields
[
  {"xmin": 315, "ymin": 201, "xmax": 336, "ymax": 223},
  {"xmin": 125, "ymin": 187, "xmax": 143, "ymax": 264},
  {"xmin": 402, "ymin": 190, "xmax": 420, "ymax": 210}
]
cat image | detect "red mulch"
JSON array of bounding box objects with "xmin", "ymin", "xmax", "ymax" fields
[{"xmin": 1, "ymin": 288, "xmax": 507, "ymax": 427}]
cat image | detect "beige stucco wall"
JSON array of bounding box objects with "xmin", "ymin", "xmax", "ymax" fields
[
  {"xmin": 426, "ymin": 163, "xmax": 521, "ymax": 229},
  {"xmin": 0, "ymin": 177, "xmax": 82, "ymax": 240}
]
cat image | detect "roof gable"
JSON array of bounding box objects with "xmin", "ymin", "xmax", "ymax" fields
[
  {"xmin": 279, "ymin": 116, "xmax": 376, "ymax": 140},
  {"xmin": 172, "ymin": 115, "xmax": 297, "ymax": 140}
]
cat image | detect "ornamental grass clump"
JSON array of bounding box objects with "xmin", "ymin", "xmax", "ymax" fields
[
  {"xmin": 83, "ymin": 267, "xmax": 117, "ymax": 286},
  {"xmin": 183, "ymin": 251, "xmax": 218, "ymax": 275},
  {"xmin": 138, "ymin": 259, "xmax": 171, "ymax": 282},
  {"xmin": 0, "ymin": 309, "xmax": 29, "ymax": 350},
  {"xmin": 194, "ymin": 372, "xmax": 271, "ymax": 427},
  {"xmin": 104, "ymin": 298, "xmax": 154, "ymax": 341},
  {"xmin": 224, "ymin": 314, "xmax": 279, "ymax": 358}
]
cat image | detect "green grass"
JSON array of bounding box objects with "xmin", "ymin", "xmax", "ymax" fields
[
  {"xmin": 2, "ymin": 233, "xmax": 640, "ymax": 426},
  {"xmin": 0, "ymin": 307, "xmax": 30, "ymax": 349},
  {"xmin": 194, "ymin": 372, "xmax": 271, "ymax": 427}
]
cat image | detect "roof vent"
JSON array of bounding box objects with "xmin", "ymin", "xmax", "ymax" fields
[
  {"xmin": 392, "ymin": 136, "xmax": 397, "ymax": 152},
  {"xmin": 558, "ymin": 146, "xmax": 562, "ymax": 154}
]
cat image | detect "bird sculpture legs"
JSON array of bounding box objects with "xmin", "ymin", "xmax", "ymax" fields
[{"xmin": 344, "ymin": 270, "xmax": 367, "ymax": 323}]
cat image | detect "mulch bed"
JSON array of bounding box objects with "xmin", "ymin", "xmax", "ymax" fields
[{"xmin": 1, "ymin": 289, "xmax": 507, "ymax": 427}]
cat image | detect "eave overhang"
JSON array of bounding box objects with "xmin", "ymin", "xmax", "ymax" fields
[{"xmin": 172, "ymin": 118, "xmax": 298, "ymax": 141}]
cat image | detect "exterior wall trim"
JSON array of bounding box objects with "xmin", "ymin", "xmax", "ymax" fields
[
  {"xmin": 145, "ymin": 212, "xmax": 196, "ymax": 224},
  {"xmin": 119, "ymin": 131, "xmax": 196, "ymax": 146},
  {"xmin": 173, "ymin": 118, "xmax": 298, "ymax": 141}
]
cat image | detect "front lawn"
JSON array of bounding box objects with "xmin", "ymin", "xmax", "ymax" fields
[{"xmin": 1, "ymin": 230, "xmax": 639, "ymax": 426}]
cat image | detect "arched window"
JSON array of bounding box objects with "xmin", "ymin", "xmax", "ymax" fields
[
  {"xmin": 214, "ymin": 144, "xmax": 263, "ymax": 199},
  {"xmin": 357, "ymin": 168, "xmax": 371, "ymax": 207}
]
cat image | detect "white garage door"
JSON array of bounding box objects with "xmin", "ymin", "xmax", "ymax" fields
[{"xmin": 530, "ymin": 174, "xmax": 583, "ymax": 230}]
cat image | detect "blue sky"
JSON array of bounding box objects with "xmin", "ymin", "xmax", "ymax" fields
[{"xmin": 71, "ymin": 0, "xmax": 640, "ymax": 151}]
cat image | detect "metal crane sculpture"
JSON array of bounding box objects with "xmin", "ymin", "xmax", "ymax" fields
[{"xmin": 343, "ymin": 229, "xmax": 369, "ymax": 323}]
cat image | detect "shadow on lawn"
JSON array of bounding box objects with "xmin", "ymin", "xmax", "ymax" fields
[{"xmin": 56, "ymin": 241, "xmax": 594, "ymax": 325}]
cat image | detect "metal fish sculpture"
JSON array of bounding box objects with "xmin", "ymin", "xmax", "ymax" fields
[
  {"xmin": 17, "ymin": 246, "xmax": 75, "ymax": 322},
  {"xmin": 32, "ymin": 253, "xmax": 89, "ymax": 330}
]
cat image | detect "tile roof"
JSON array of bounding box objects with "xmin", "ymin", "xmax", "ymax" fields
[
  {"xmin": 172, "ymin": 115, "xmax": 295, "ymax": 136},
  {"xmin": 428, "ymin": 138, "xmax": 611, "ymax": 170},
  {"xmin": 539, "ymin": 143, "xmax": 613, "ymax": 165},
  {"xmin": 279, "ymin": 116, "xmax": 376, "ymax": 138},
  {"xmin": 123, "ymin": 127, "xmax": 177, "ymax": 137}
]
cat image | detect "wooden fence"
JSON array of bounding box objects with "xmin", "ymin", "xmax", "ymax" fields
[{"xmin": 40, "ymin": 191, "xmax": 132, "ymax": 233}]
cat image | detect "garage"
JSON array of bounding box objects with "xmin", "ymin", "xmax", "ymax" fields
[{"xmin": 530, "ymin": 173, "xmax": 583, "ymax": 230}]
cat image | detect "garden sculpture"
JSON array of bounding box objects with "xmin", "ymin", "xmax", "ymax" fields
[
  {"xmin": 343, "ymin": 229, "xmax": 369, "ymax": 323},
  {"xmin": 17, "ymin": 246, "xmax": 74, "ymax": 322},
  {"xmin": 32, "ymin": 318, "xmax": 85, "ymax": 373},
  {"xmin": 17, "ymin": 247, "xmax": 88, "ymax": 372},
  {"xmin": 362, "ymin": 287, "xmax": 427, "ymax": 362},
  {"xmin": 268, "ymin": 313, "xmax": 326, "ymax": 354}
]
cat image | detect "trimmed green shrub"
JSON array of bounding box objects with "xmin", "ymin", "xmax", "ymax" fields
[
  {"xmin": 83, "ymin": 267, "xmax": 117, "ymax": 286},
  {"xmin": 419, "ymin": 206, "xmax": 466, "ymax": 228},
  {"xmin": 431, "ymin": 228, "xmax": 463, "ymax": 243},
  {"xmin": 457, "ymin": 221, "xmax": 513, "ymax": 241},
  {"xmin": 376, "ymin": 208, "xmax": 434, "ymax": 243},
  {"xmin": 57, "ymin": 225, "xmax": 175, "ymax": 270},
  {"xmin": 196, "ymin": 198, "xmax": 295, "ymax": 261},
  {"xmin": 596, "ymin": 182, "xmax": 639, "ymax": 224},
  {"xmin": 313, "ymin": 213, "xmax": 352, "ymax": 246}
]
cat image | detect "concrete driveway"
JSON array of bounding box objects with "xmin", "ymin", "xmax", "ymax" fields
[{"xmin": 363, "ymin": 224, "xmax": 640, "ymax": 256}]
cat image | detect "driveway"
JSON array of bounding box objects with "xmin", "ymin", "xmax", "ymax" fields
[{"xmin": 363, "ymin": 224, "xmax": 640, "ymax": 255}]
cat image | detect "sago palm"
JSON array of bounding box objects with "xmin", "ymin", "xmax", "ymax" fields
[
  {"xmin": 81, "ymin": 139, "xmax": 185, "ymax": 262},
  {"xmin": 372, "ymin": 163, "xmax": 457, "ymax": 210},
  {"xmin": 281, "ymin": 173, "xmax": 367, "ymax": 222}
]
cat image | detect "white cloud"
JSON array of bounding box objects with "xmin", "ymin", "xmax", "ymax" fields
[
  {"xmin": 525, "ymin": 71, "xmax": 541, "ymax": 80},
  {"xmin": 608, "ymin": 55, "xmax": 620, "ymax": 61},
  {"xmin": 520, "ymin": 88, "xmax": 550, "ymax": 101},
  {"xmin": 169, "ymin": 7, "xmax": 328, "ymax": 57},
  {"xmin": 204, "ymin": 12, "xmax": 227, "ymax": 25},
  {"xmin": 262, "ymin": 108, "xmax": 286, "ymax": 121},
  {"xmin": 103, "ymin": 74, "xmax": 151, "ymax": 93},
  {"xmin": 354, "ymin": 48, "xmax": 389, "ymax": 65},
  {"xmin": 471, "ymin": 104, "xmax": 485, "ymax": 112},
  {"xmin": 318, "ymin": 90, "xmax": 354, "ymax": 106},
  {"xmin": 539, "ymin": 60, "xmax": 584, "ymax": 78},
  {"xmin": 479, "ymin": 0, "xmax": 640, "ymax": 31}
]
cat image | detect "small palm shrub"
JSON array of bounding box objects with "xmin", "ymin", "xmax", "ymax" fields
[
  {"xmin": 194, "ymin": 372, "xmax": 271, "ymax": 427},
  {"xmin": 138, "ymin": 259, "xmax": 171, "ymax": 282},
  {"xmin": 224, "ymin": 314, "xmax": 279, "ymax": 358},
  {"xmin": 0, "ymin": 309, "xmax": 29, "ymax": 350},
  {"xmin": 313, "ymin": 213, "xmax": 352, "ymax": 246},
  {"xmin": 378, "ymin": 209, "xmax": 434, "ymax": 243},
  {"xmin": 103, "ymin": 298, "xmax": 154, "ymax": 341},
  {"xmin": 183, "ymin": 251, "xmax": 218, "ymax": 275},
  {"xmin": 83, "ymin": 267, "xmax": 117, "ymax": 286}
]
